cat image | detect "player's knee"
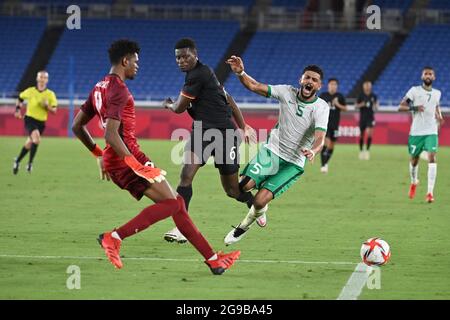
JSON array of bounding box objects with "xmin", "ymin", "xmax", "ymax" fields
[
  {"xmin": 428, "ymin": 154, "xmax": 437, "ymax": 163},
  {"xmin": 239, "ymin": 176, "xmax": 253, "ymax": 193},
  {"xmin": 253, "ymin": 196, "xmax": 268, "ymax": 210}
]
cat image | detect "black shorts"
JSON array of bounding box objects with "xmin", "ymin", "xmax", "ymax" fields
[
  {"xmin": 24, "ymin": 115, "xmax": 45, "ymax": 135},
  {"xmin": 185, "ymin": 128, "xmax": 240, "ymax": 175},
  {"xmin": 359, "ymin": 116, "xmax": 375, "ymax": 132},
  {"xmin": 326, "ymin": 127, "xmax": 339, "ymax": 142}
]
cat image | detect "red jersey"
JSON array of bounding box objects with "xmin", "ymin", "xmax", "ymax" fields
[{"xmin": 81, "ymin": 74, "xmax": 148, "ymax": 169}]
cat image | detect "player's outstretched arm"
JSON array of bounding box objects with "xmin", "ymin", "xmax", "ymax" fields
[
  {"xmin": 105, "ymin": 118, "xmax": 166, "ymax": 183},
  {"xmin": 226, "ymin": 55, "xmax": 269, "ymax": 97},
  {"xmin": 163, "ymin": 94, "xmax": 192, "ymax": 114},
  {"xmin": 72, "ymin": 110, "xmax": 110, "ymax": 180},
  {"xmin": 226, "ymin": 91, "xmax": 257, "ymax": 144}
]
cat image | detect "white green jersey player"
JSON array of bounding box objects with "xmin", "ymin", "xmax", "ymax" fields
[
  {"xmin": 223, "ymin": 55, "xmax": 329, "ymax": 245},
  {"xmin": 399, "ymin": 66, "xmax": 444, "ymax": 203}
]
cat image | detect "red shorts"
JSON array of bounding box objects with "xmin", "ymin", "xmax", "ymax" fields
[{"xmin": 104, "ymin": 150, "xmax": 152, "ymax": 201}]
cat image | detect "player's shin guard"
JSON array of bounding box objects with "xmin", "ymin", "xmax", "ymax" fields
[
  {"xmin": 115, "ymin": 198, "xmax": 179, "ymax": 240},
  {"xmin": 16, "ymin": 146, "xmax": 29, "ymax": 163},
  {"xmin": 320, "ymin": 146, "xmax": 328, "ymax": 166},
  {"xmin": 409, "ymin": 162, "xmax": 419, "ymax": 184},
  {"xmin": 176, "ymin": 185, "xmax": 193, "ymax": 210},
  {"xmin": 359, "ymin": 137, "xmax": 364, "ymax": 151},
  {"xmin": 172, "ymin": 196, "xmax": 215, "ymax": 260},
  {"xmin": 29, "ymin": 143, "xmax": 39, "ymax": 164},
  {"xmin": 367, "ymin": 137, "xmax": 372, "ymax": 151},
  {"xmin": 427, "ymin": 163, "xmax": 437, "ymax": 194}
]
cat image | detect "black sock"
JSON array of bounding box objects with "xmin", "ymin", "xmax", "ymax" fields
[
  {"xmin": 359, "ymin": 137, "xmax": 364, "ymax": 151},
  {"xmin": 29, "ymin": 143, "xmax": 39, "ymax": 164},
  {"xmin": 326, "ymin": 148, "xmax": 334, "ymax": 163},
  {"xmin": 176, "ymin": 185, "xmax": 193, "ymax": 210},
  {"xmin": 321, "ymin": 146, "xmax": 328, "ymax": 167},
  {"xmin": 16, "ymin": 147, "xmax": 29, "ymax": 163},
  {"xmin": 367, "ymin": 137, "xmax": 372, "ymax": 151},
  {"xmin": 236, "ymin": 191, "xmax": 254, "ymax": 209}
]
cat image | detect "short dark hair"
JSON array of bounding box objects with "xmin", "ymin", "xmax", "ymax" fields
[
  {"xmin": 175, "ymin": 38, "xmax": 197, "ymax": 50},
  {"xmin": 303, "ymin": 65, "xmax": 324, "ymax": 80},
  {"xmin": 328, "ymin": 78, "xmax": 339, "ymax": 84},
  {"xmin": 108, "ymin": 39, "xmax": 140, "ymax": 65},
  {"xmin": 423, "ymin": 66, "xmax": 434, "ymax": 71}
]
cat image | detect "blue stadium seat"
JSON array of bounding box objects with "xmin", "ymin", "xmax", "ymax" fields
[
  {"xmin": 271, "ymin": 0, "xmax": 307, "ymax": 8},
  {"xmin": 0, "ymin": 16, "xmax": 46, "ymax": 96},
  {"xmin": 132, "ymin": 0, "xmax": 254, "ymax": 9},
  {"xmin": 373, "ymin": 0, "xmax": 413, "ymax": 14},
  {"xmin": 428, "ymin": 0, "xmax": 450, "ymax": 9},
  {"xmin": 374, "ymin": 24, "xmax": 449, "ymax": 106},
  {"xmin": 46, "ymin": 19, "xmax": 240, "ymax": 99},
  {"xmin": 224, "ymin": 31, "xmax": 389, "ymax": 102}
]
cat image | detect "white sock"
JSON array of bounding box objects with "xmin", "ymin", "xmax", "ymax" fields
[
  {"xmin": 208, "ymin": 254, "xmax": 218, "ymax": 261},
  {"xmin": 239, "ymin": 205, "xmax": 267, "ymax": 230},
  {"xmin": 111, "ymin": 231, "xmax": 122, "ymax": 241},
  {"xmin": 427, "ymin": 163, "xmax": 437, "ymax": 194},
  {"xmin": 409, "ymin": 163, "xmax": 418, "ymax": 184}
]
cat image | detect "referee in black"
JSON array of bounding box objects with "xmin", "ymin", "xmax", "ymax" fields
[
  {"xmin": 356, "ymin": 80, "xmax": 378, "ymax": 160},
  {"xmin": 162, "ymin": 38, "xmax": 256, "ymax": 243},
  {"xmin": 319, "ymin": 78, "xmax": 347, "ymax": 173}
]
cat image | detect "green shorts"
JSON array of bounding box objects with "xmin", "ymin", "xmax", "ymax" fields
[
  {"xmin": 241, "ymin": 146, "xmax": 304, "ymax": 198},
  {"xmin": 408, "ymin": 134, "xmax": 438, "ymax": 157}
]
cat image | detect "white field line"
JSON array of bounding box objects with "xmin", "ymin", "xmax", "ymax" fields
[
  {"xmin": 0, "ymin": 254, "xmax": 356, "ymax": 266},
  {"xmin": 337, "ymin": 263, "xmax": 370, "ymax": 300}
]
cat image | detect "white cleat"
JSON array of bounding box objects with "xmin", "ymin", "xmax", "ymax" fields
[
  {"xmin": 365, "ymin": 151, "xmax": 370, "ymax": 160},
  {"xmin": 256, "ymin": 213, "xmax": 267, "ymax": 227},
  {"xmin": 320, "ymin": 164, "xmax": 328, "ymax": 173},
  {"xmin": 255, "ymin": 204, "xmax": 269, "ymax": 227},
  {"xmin": 224, "ymin": 225, "xmax": 248, "ymax": 246},
  {"xmin": 359, "ymin": 151, "xmax": 365, "ymax": 160},
  {"xmin": 164, "ymin": 227, "xmax": 187, "ymax": 244}
]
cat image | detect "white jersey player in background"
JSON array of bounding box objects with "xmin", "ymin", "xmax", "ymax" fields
[
  {"xmin": 399, "ymin": 66, "xmax": 444, "ymax": 203},
  {"xmin": 223, "ymin": 55, "xmax": 329, "ymax": 244}
]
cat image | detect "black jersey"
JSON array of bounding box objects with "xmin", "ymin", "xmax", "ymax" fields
[
  {"xmin": 181, "ymin": 61, "xmax": 234, "ymax": 129},
  {"xmin": 357, "ymin": 93, "xmax": 377, "ymax": 118},
  {"xmin": 319, "ymin": 92, "xmax": 346, "ymax": 129}
]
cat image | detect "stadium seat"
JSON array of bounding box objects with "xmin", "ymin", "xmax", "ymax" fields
[
  {"xmin": 46, "ymin": 19, "xmax": 240, "ymax": 99},
  {"xmin": 0, "ymin": 17, "xmax": 46, "ymax": 96},
  {"xmin": 224, "ymin": 31, "xmax": 389, "ymax": 102},
  {"xmin": 374, "ymin": 24, "xmax": 450, "ymax": 106}
]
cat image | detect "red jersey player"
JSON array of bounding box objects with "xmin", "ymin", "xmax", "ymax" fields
[{"xmin": 71, "ymin": 39, "xmax": 240, "ymax": 275}]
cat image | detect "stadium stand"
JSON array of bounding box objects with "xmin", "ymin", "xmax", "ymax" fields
[
  {"xmin": 271, "ymin": 0, "xmax": 307, "ymax": 8},
  {"xmin": 45, "ymin": 19, "xmax": 240, "ymax": 99},
  {"xmin": 132, "ymin": 0, "xmax": 254, "ymax": 9},
  {"xmin": 428, "ymin": 0, "xmax": 450, "ymax": 9},
  {"xmin": 0, "ymin": 16, "xmax": 46, "ymax": 97},
  {"xmin": 224, "ymin": 31, "xmax": 389, "ymax": 102},
  {"xmin": 373, "ymin": 24, "xmax": 450, "ymax": 105},
  {"xmin": 372, "ymin": 0, "xmax": 414, "ymax": 13}
]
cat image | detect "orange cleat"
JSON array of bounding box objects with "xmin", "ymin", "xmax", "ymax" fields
[
  {"xmin": 409, "ymin": 182, "xmax": 418, "ymax": 199},
  {"xmin": 205, "ymin": 251, "xmax": 241, "ymax": 275},
  {"xmin": 97, "ymin": 232, "xmax": 123, "ymax": 269},
  {"xmin": 426, "ymin": 193, "xmax": 434, "ymax": 203}
]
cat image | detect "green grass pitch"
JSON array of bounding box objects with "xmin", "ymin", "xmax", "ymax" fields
[{"xmin": 0, "ymin": 136, "xmax": 449, "ymax": 299}]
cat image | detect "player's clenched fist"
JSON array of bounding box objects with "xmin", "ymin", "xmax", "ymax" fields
[
  {"xmin": 226, "ymin": 55, "xmax": 244, "ymax": 74},
  {"xmin": 124, "ymin": 155, "xmax": 166, "ymax": 183}
]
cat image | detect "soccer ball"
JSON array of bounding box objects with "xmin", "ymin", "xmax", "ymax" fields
[{"xmin": 360, "ymin": 237, "xmax": 391, "ymax": 266}]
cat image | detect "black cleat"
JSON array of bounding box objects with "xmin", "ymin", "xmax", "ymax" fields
[{"xmin": 26, "ymin": 163, "xmax": 32, "ymax": 173}]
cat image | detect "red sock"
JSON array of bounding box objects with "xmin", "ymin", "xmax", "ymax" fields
[
  {"xmin": 116, "ymin": 198, "xmax": 179, "ymax": 240},
  {"xmin": 173, "ymin": 196, "xmax": 215, "ymax": 260}
]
